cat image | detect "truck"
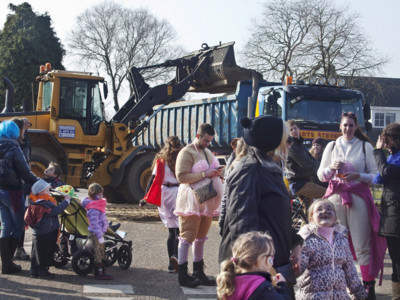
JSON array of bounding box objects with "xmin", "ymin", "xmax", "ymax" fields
[
  {"xmin": 133, "ymin": 77, "xmax": 371, "ymax": 155},
  {"xmin": 0, "ymin": 42, "xmax": 260, "ymax": 203},
  {"xmin": 1, "ymin": 42, "xmax": 370, "ymax": 203}
]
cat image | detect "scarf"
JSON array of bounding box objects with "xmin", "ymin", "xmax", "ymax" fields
[
  {"xmin": 373, "ymin": 150, "xmax": 400, "ymax": 184},
  {"xmin": 324, "ymin": 180, "xmax": 387, "ymax": 283},
  {"xmin": 29, "ymin": 193, "xmax": 58, "ymax": 205},
  {"xmin": 86, "ymin": 198, "xmax": 107, "ymax": 213}
]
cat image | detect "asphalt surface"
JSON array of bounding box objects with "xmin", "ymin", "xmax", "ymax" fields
[{"xmin": 0, "ymin": 189, "xmax": 394, "ymax": 299}]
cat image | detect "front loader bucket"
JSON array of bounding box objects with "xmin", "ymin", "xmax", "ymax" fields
[{"xmin": 183, "ymin": 42, "xmax": 262, "ymax": 93}]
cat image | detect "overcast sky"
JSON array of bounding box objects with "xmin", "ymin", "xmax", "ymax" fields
[{"xmin": 1, "ymin": 0, "xmax": 399, "ymax": 77}]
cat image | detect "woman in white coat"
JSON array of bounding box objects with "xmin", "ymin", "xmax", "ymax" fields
[{"xmin": 317, "ymin": 112, "xmax": 386, "ymax": 300}]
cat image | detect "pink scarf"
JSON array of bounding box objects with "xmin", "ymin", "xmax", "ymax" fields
[
  {"xmin": 86, "ymin": 199, "xmax": 107, "ymax": 213},
  {"xmin": 324, "ymin": 180, "xmax": 387, "ymax": 283}
]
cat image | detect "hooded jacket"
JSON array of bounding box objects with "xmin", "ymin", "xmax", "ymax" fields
[
  {"xmin": 227, "ymin": 272, "xmax": 290, "ymax": 300},
  {"xmin": 0, "ymin": 121, "xmax": 38, "ymax": 190},
  {"xmin": 219, "ymin": 147, "xmax": 302, "ymax": 277},
  {"xmin": 373, "ymin": 148, "xmax": 400, "ymax": 238},
  {"xmin": 25, "ymin": 198, "xmax": 69, "ymax": 235},
  {"xmin": 81, "ymin": 197, "xmax": 109, "ymax": 240},
  {"xmin": 296, "ymin": 224, "xmax": 367, "ymax": 300}
]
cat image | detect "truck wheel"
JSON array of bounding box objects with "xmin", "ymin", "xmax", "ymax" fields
[
  {"xmin": 121, "ymin": 152, "xmax": 155, "ymax": 204},
  {"xmin": 31, "ymin": 147, "xmax": 58, "ymax": 177},
  {"xmin": 104, "ymin": 186, "xmax": 126, "ymax": 204}
]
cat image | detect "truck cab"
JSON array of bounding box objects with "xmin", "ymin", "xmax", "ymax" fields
[{"xmin": 256, "ymin": 78, "xmax": 369, "ymax": 145}]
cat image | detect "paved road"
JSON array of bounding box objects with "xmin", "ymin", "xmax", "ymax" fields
[{"xmin": 0, "ymin": 219, "xmax": 393, "ymax": 299}]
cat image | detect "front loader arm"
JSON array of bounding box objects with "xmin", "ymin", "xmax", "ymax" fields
[
  {"xmin": 112, "ymin": 48, "xmax": 210, "ymax": 125},
  {"xmin": 112, "ymin": 42, "xmax": 262, "ymax": 126}
]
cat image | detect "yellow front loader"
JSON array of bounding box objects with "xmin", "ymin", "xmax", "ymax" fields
[{"xmin": 0, "ymin": 42, "xmax": 260, "ymax": 203}]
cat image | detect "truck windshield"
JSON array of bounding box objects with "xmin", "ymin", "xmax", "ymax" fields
[{"xmin": 286, "ymin": 94, "xmax": 365, "ymax": 126}]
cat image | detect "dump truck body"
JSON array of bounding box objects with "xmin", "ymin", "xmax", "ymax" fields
[{"xmin": 133, "ymin": 80, "xmax": 369, "ymax": 155}]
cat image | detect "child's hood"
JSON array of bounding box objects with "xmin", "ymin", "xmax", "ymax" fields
[
  {"xmin": 298, "ymin": 223, "xmax": 347, "ymax": 240},
  {"xmin": 82, "ymin": 197, "xmax": 107, "ymax": 213},
  {"xmin": 229, "ymin": 273, "xmax": 269, "ymax": 300}
]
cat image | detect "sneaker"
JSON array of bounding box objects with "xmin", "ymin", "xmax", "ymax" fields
[
  {"xmin": 168, "ymin": 256, "xmax": 178, "ymax": 273},
  {"xmin": 14, "ymin": 247, "xmax": 30, "ymax": 260}
]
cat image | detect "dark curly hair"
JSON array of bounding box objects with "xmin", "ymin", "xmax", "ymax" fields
[{"xmin": 383, "ymin": 122, "xmax": 400, "ymax": 148}]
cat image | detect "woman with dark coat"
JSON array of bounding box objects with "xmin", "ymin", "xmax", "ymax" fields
[
  {"xmin": 373, "ymin": 122, "xmax": 400, "ymax": 299},
  {"xmin": 219, "ymin": 115, "xmax": 303, "ymax": 299},
  {"xmin": 0, "ymin": 120, "xmax": 38, "ymax": 274}
]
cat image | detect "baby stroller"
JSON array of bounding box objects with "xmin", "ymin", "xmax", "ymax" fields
[{"xmin": 51, "ymin": 186, "xmax": 132, "ymax": 275}]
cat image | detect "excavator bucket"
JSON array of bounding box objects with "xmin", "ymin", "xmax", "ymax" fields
[{"xmin": 182, "ymin": 42, "xmax": 262, "ymax": 93}]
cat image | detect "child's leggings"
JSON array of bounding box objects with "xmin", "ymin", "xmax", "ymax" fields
[{"xmin": 89, "ymin": 232, "xmax": 105, "ymax": 264}]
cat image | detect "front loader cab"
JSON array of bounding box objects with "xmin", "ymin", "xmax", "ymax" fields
[{"xmin": 59, "ymin": 78, "xmax": 105, "ymax": 135}]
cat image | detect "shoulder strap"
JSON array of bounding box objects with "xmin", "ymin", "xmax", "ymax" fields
[
  {"xmin": 363, "ymin": 141, "xmax": 367, "ymax": 172},
  {"xmin": 203, "ymin": 150, "xmax": 210, "ymax": 165}
]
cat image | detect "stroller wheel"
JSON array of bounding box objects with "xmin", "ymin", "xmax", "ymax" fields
[
  {"xmin": 53, "ymin": 244, "xmax": 69, "ymax": 268},
  {"xmin": 104, "ymin": 241, "xmax": 118, "ymax": 266},
  {"xmin": 72, "ymin": 249, "xmax": 94, "ymax": 275},
  {"xmin": 117, "ymin": 245, "xmax": 132, "ymax": 270}
]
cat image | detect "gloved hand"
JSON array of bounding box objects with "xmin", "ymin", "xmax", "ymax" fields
[{"xmin": 98, "ymin": 237, "xmax": 104, "ymax": 244}]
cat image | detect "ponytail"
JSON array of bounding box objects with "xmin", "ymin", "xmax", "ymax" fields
[{"xmin": 216, "ymin": 259, "xmax": 236, "ymax": 299}]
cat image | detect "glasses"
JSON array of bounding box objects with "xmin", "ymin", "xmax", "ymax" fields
[{"xmin": 342, "ymin": 112, "xmax": 357, "ymax": 121}]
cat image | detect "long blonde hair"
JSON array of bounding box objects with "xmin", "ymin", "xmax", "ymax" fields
[
  {"xmin": 272, "ymin": 121, "xmax": 289, "ymax": 161},
  {"xmin": 216, "ymin": 231, "xmax": 275, "ymax": 299}
]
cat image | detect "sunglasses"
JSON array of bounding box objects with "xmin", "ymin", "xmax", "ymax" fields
[{"xmin": 342, "ymin": 112, "xmax": 357, "ymax": 121}]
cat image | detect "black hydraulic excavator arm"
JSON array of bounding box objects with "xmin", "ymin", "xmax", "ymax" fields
[{"xmin": 111, "ymin": 42, "xmax": 262, "ymax": 126}]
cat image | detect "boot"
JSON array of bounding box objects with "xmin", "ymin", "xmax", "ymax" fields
[
  {"xmin": 393, "ymin": 281, "xmax": 400, "ymax": 300},
  {"xmin": 193, "ymin": 259, "xmax": 216, "ymax": 286},
  {"xmin": 178, "ymin": 262, "xmax": 200, "ymax": 288},
  {"xmin": 168, "ymin": 256, "xmax": 178, "ymax": 273},
  {"xmin": 363, "ymin": 280, "xmax": 376, "ymax": 300},
  {"xmin": 94, "ymin": 264, "xmax": 113, "ymax": 280},
  {"xmin": 14, "ymin": 247, "xmax": 30, "ymax": 260},
  {"xmin": 1, "ymin": 238, "xmax": 21, "ymax": 274}
]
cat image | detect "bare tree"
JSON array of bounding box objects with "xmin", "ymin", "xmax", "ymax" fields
[
  {"xmin": 242, "ymin": 0, "xmax": 387, "ymax": 81},
  {"xmin": 242, "ymin": 0, "xmax": 313, "ymax": 82},
  {"xmin": 304, "ymin": 0, "xmax": 387, "ymax": 79},
  {"xmin": 68, "ymin": 1, "xmax": 181, "ymax": 111}
]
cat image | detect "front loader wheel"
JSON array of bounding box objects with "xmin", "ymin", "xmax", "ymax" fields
[{"xmin": 121, "ymin": 152, "xmax": 155, "ymax": 204}]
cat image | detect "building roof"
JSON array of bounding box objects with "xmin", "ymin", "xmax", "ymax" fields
[{"xmin": 347, "ymin": 76, "xmax": 400, "ymax": 107}]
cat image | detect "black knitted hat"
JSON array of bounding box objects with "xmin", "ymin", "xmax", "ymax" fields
[{"xmin": 241, "ymin": 115, "xmax": 283, "ymax": 152}]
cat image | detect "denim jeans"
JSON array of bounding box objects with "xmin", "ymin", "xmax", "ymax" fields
[{"xmin": 0, "ymin": 189, "xmax": 25, "ymax": 238}]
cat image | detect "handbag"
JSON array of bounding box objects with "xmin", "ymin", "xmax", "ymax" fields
[
  {"xmin": 191, "ymin": 150, "xmax": 217, "ymax": 204},
  {"xmin": 192, "ymin": 179, "xmax": 217, "ymax": 204}
]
